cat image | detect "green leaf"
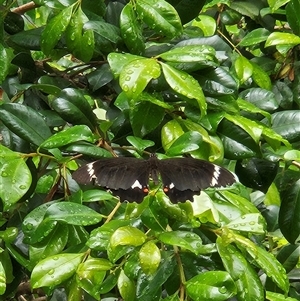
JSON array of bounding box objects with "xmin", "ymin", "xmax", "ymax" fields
[
  {"xmin": 158, "ymin": 231, "xmax": 207, "ymax": 255},
  {"xmin": 278, "ymin": 179, "xmax": 300, "ymax": 244},
  {"xmin": 139, "ymin": 241, "xmax": 161, "ymax": 275},
  {"xmin": 51, "ymin": 88, "xmax": 98, "ymax": 130},
  {"xmin": 126, "ymin": 136, "xmax": 155, "ymax": 152},
  {"xmin": 136, "ymin": 0, "xmax": 182, "ymax": 38},
  {"xmin": 161, "ymin": 119, "xmax": 185, "ymax": 151},
  {"xmin": 119, "ymin": 58, "xmax": 161, "ymax": 99},
  {"xmin": 191, "ymin": 14, "xmax": 216, "ymax": 36},
  {"xmin": 158, "ymin": 45, "xmax": 216, "ymax": 63},
  {"xmin": 130, "ymin": 101, "xmax": 165, "ymax": 137},
  {"xmin": 87, "ymin": 220, "xmax": 134, "ymax": 250},
  {"xmin": 0, "ymin": 103, "xmax": 52, "ymax": 146},
  {"xmin": 226, "ymin": 213, "xmax": 265, "ymax": 234},
  {"xmin": 40, "ymin": 125, "xmax": 95, "ymax": 149},
  {"xmin": 65, "ymin": 7, "xmax": 94, "ymax": 62},
  {"xmin": 45, "ymin": 202, "xmax": 102, "ymax": 226},
  {"xmin": 0, "ymin": 44, "xmax": 13, "ymax": 83},
  {"xmin": 266, "ymin": 291, "xmax": 299, "ymax": 301},
  {"xmin": 84, "ymin": 20, "xmax": 121, "ymax": 44},
  {"xmin": 29, "ymin": 224, "xmax": 69, "ymax": 265},
  {"xmin": 286, "ymin": 0, "xmax": 300, "ymax": 36},
  {"xmin": 239, "ymin": 88, "xmax": 278, "ymax": 112},
  {"xmin": 237, "ymin": 98, "xmax": 271, "ymax": 121},
  {"xmin": 110, "ymin": 226, "xmax": 147, "ymax": 248},
  {"xmin": 87, "ymin": 64, "xmax": 113, "ymax": 92},
  {"xmin": 251, "ymin": 61, "xmax": 272, "ymax": 90},
  {"xmin": 65, "ymin": 142, "xmax": 112, "ymax": 158},
  {"xmin": 238, "ymin": 28, "xmax": 270, "ymax": 46},
  {"xmin": 268, "ymin": 110, "xmax": 300, "ymax": 142},
  {"xmin": 76, "ymin": 258, "xmax": 111, "ymax": 299},
  {"xmin": 22, "ymin": 202, "xmax": 57, "ymax": 244},
  {"xmin": 186, "ymin": 271, "xmax": 236, "ymax": 301},
  {"xmin": 234, "ymin": 56, "xmax": 253, "ymax": 84},
  {"xmin": 0, "ymin": 145, "xmax": 32, "ymax": 210},
  {"xmin": 136, "ymin": 252, "xmax": 176, "ymax": 300},
  {"xmin": 265, "ymin": 32, "xmax": 300, "ymax": 47},
  {"xmin": 120, "ymin": 3, "xmax": 145, "ymax": 55},
  {"xmin": 118, "ymin": 269, "xmax": 136, "ymax": 301},
  {"xmin": 41, "ymin": 4, "xmax": 75, "ymax": 55},
  {"xmin": 82, "ymin": 189, "xmax": 116, "ymax": 202},
  {"xmin": 31, "ymin": 253, "xmax": 85, "ymax": 288},
  {"xmin": 160, "ymin": 62, "xmax": 207, "ymax": 117},
  {"xmin": 166, "ymin": 131, "xmax": 202, "ymax": 156},
  {"xmin": 108, "ymin": 52, "xmax": 143, "ymax": 76},
  {"xmin": 216, "ymin": 238, "xmax": 264, "ymax": 301},
  {"xmin": 233, "ymin": 233, "xmax": 289, "ymax": 293}
]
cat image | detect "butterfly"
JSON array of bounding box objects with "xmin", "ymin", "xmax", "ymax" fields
[{"xmin": 72, "ymin": 154, "xmax": 235, "ymax": 203}]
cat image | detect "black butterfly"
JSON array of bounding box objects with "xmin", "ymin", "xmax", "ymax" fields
[{"xmin": 72, "ymin": 154, "xmax": 235, "ymax": 203}]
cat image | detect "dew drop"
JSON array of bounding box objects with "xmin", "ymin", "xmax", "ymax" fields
[
  {"xmin": 123, "ymin": 84, "xmax": 129, "ymax": 91},
  {"xmin": 26, "ymin": 223, "xmax": 33, "ymax": 230},
  {"xmin": 125, "ymin": 76, "xmax": 131, "ymax": 81},
  {"xmin": 219, "ymin": 286, "xmax": 227, "ymax": 294},
  {"xmin": 48, "ymin": 269, "xmax": 54, "ymax": 275},
  {"xmin": 19, "ymin": 185, "xmax": 27, "ymax": 190},
  {"xmin": 1, "ymin": 171, "xmax": 8, "ymax": 177}
]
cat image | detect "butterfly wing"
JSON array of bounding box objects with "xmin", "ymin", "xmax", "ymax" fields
[
  {"xmin": 158, "ymin": 158, "xmax": 235, "ymax": 202},
  {"xmin": 72, "ymin": 157, "xmax": 150, "ymax": 202}
]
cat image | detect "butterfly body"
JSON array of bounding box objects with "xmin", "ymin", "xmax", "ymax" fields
[{"xmin": 72, "ymin": 155, "xmax": 235, "ymax": 203}]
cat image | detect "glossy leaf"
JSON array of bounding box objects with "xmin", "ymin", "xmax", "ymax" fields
[
  {"xmin": 186, "ymin": 271, "xmax": 236, "ymax": 301},
  {"xmin": 233, "ymin": 233, "xmax": 289, "ymax": 293},
  {"xmin": 239, "ymin": 28, "xmax": 270, "ymax": 46},
  {"xmin": 41, "ymin": 4, "xmax": 74, "ymax": 54},
  {"xmin": 45, "ymin": 202, "xmax": 102, "ymax": 226},
  {"xmin": 279, "ymin": 179, "xmax": 300, "ymax": 243},
  {"xmin": 51, "ymin": 88, "xmax": 98, "ymax": 130},
  {"xmin": 0, "ymin": 145, "xmax": 32, "ymax": 210},
  {"xmin": 40, "ymin": 125, "xmax": 94, "ymax": 149},
  {"xmin": 216, "ymin": 237, "xmax": 264, "ymax": 301},
  {"xmin": 118, "ymin": 269, "xmax": 136, "ymax": 301},
  {"xmin": 136, "ymin": 252, "xmax": 176, "ymax": 301},
  {"xmin": 239, "ymin": 88, "xmax": 278, "ymax": 112},
  {"xmin": 234, "ymin": 56, "xmax": 253, "ymax": 84},
  {"xmin": 119, "ymin": 58, "xmax": 161, "ymax": 99},
  {"xmin": 120, "ymin": 3, "xmax": 145, "ymax": 55},
  {"xmin": 286, "ymin": 0, "xmax": 300, "ymax": 36},
  {"xmin": 268, "ymin": 110, "xmax": 300, "ymax": 142},
  {"xmin": 76, "ymin": 257, "xmax": 112, "ymax": 298},
  {"xmin": 31, "ymin": 253, "xmax": 85, "ymax": 288},
  {"xmin": 65, "ymin": 7, "xmax": 94, "ymax": 62},
  {"xmin": 65, "ymin": 142, "xmax": 112, "ymax": 158},
  {"xmin": 108, "ymin": 52, "xmax": 143, "ymax": 76},
  {"xmin": 158, "ymin": 231, "xmax": 206, "ymax": 255},
  {"xmin": 226, "ymin": 213, "xmax": 265, "ymax": 234},
  {"xmin": 266, "ymin": 291, "xmax": 299, "ymax": 301},
  {"xmin": 166, "ymin": 131, "xmax": 202, "ymax": 155},
  {"xmin": 159, "ymin": 45, "xmax": 216, "ymax": 63},
  {"xmin": 29, "ymin": 224, "xmax": 69, "ymax": 265},
  {"xmin": 136, "ymin": 0, "xmax": 182, "ymax": 38},
  {"xmin": 250, "ymin": 61, "xmax": 272, "ymax": 90},
  {"xmin": 110, "ymin": 226, "xmax": 146, "ymax": 248},
  {"xmin": 0, "ymin": 103, "xmax": 51, "ymax": 146},
  {"xmin": 130, "ymin": 101, "xmax": 165, "ymax": 137},
  {"xmin": 126, "ymin": 136, "xmax": 155, "ymax": 152},
  {"xmin": 22, "ymin": 202, "xmax": 57, "ymax": 244},
  {"xmin": 265, "ymin": 32, "xmax": 300, "ymax": 47},
  {"xmin": 139, "ymin": 241, "xmax": 161, "ymax": 275},
  {"xmin": 160, "ymin": 62, "xmax": 207, "ymax": 117}
]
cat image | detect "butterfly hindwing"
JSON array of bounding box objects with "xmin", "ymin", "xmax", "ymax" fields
[
  {"xmin": 72, "ymin": 157, "xmax": 150, "ymax": 202},
  {"xmin": 157, "ymin": 158, "xmax": 235, "ymax": 202}
]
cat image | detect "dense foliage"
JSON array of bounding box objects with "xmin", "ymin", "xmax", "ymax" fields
[{"xmin": 0, "ymin": 0, "xmax": 300, "ymax": 300}]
